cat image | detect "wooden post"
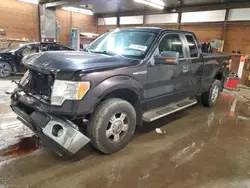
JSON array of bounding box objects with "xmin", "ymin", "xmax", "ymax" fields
[
  {"xmin": 221, "ymin": 8, "xmax": 229, "ymax": 51},
  {"xmin": 177, "ymin": 11, "xmax": 182, "ymax": 30}
]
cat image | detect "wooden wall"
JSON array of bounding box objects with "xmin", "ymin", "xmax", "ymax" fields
[
  {"xmin": 97, "ymin": 25, "xmax": 117, "ymax": 35},
  {"xmin": 0, "ymin": 0, "xmax": 39, "ymax": 41},
  {"xmin": 56, "ymin": 10, "xmax": 71, "ymax": 46},
  {"xmin": 0, "ymin": 0, "xmax": 97, "ymax": 46},
  {"xmin": 224, "ymin": 25, "xmax": 250, "ymax": 54},
  {"xmin": 72, "ymin": 12, "xmax": 97, "ymax": 33},
  {"xmin": 97, "ymin": 24, "xmax": 178, "ymax": 35},
  {"xmin": 97, "ymin": 23, "xmax": 250, "ymax": 54},
  {"xmin": 180, "ymin": 25, "xmax": 223, "ymax": 42},
  {"xmin": 0, "ymin": 0, "xmax": 249, "ymax": 53},
  {"xmin": 97, "ymin": 24, "xmax": 223, "ymax": 42},
  {"xmin": 145, "ymin": 24, "xmax": 178, "ymax": 30},
  {"xmin": 56, "ymin": 10, "xmax": 97, "ymax": 46},
  {"xmin": 180, "ymin": 25, "xmax": 250, "ymax": 54}
]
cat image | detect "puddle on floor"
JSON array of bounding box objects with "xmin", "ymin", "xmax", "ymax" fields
[{"xmin": 0, "ymin": 136, "xmax": 40, "ymax": 160}]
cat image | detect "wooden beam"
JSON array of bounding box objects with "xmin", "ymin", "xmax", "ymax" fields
[
  {"xmin": 96, "ymin": 2, "xmax": 250, "ymax": 18},
  {"xmin": 117, "ymin": 15, "xmax": 120, "ymax": 27},
  {"xmin": 177, "ymin": 11, "xmax": 182, "ymax": 30},
  {"xmin": 222, "ymin": 8, "xmax": 229, "ymax": 41},
  {"xmin": 143, "ymin": 13, "xmax": 146, "ymax": 26},
  {"xmin": 45, "ymin": 1, "xmax": 68, "ymax": 8},
  {"xmin": 38, "ymin": 5, "xmax": 41, "ymax": 41}
]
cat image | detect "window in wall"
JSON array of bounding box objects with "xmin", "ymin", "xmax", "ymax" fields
[
  {"xmin": 98, "ymin": 17, "xmax": 117, "ymax": 25},
  {"xmin": 181, "ymin": 10, "xmax": 226, "ymax": 23},
  {"xmin": 120, "ymin": 16, "xmax": 143, "ymax": 25},
  {"xmin": 158, "ymin": 34, "xmax": 184, "ymax": 58},
  {"xmin": 185, "ymin": 35, "xmax": 199, "ymax": 58}
]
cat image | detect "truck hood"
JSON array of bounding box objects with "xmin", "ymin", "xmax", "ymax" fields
[{"xmin": 23, "ymin": 51, "xmax": 139, "ymax": 75}]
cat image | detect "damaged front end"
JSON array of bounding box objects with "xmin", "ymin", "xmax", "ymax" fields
[{"xmin": 10, "ymin": 70, "xmax": 90, "ymax": 156}]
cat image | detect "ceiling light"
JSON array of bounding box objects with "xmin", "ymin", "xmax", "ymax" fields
[
  {"xmin": 62, "ymin": 7, "xmax": 94, "ymax": 15},
  {"xmin": 134, "ymin": 0, "xmax": 164, "ymax": 9},
  {"xmin": 17, "ymin": 0, "xmax": 38, "ymax": 4}
]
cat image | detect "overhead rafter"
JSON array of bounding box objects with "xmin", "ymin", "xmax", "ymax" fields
[
  {"xmin": 45, "ymin": 1, "xmax": 68, "ymax": 8},
  {"xmin": 96, "ymin": 2, "xmax": 250, "ymax": 17}
]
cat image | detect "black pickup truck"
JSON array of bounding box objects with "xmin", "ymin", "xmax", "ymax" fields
[{"xmin": 10, "ymin": 27, "xmax": 230, "ymax": 156}]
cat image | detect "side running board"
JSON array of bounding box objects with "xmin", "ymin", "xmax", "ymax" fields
[{"xmin": 143, "ymin": 98, "xmax": 197, "ymax": 122}]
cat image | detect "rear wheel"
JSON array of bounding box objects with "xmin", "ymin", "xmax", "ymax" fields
[
  {"xmin": 0, "ymin": 61, "xmax": 12, "ymax": 78},
  {"xmin": 87, "ymin": 98, "xmax": 136, "ymax": 154},
  {"xmin": 202, "ymin": 80, "xmax": 221, "ymax": 107}
]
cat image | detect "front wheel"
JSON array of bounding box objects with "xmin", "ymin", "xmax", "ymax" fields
[
  {"xmin": 0, "ymin": 61, "xmax": 12, "ymax": 78},
  {"xmin": 87, "ymin": 98, "xmax": 136, "ymax": 154},
  {"xmin": 202, "ymin": 80, "xmax": 221, "ymax": 107}
]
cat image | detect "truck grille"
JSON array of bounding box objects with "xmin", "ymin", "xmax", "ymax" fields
[{"xmin": 28, "ymin": 70, "xmax": 54, "ymax": 99}]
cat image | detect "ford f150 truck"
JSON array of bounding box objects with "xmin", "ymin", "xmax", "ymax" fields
[{"xmin": 10, "ymin": 27, "xmax": 230, "ymax": 156}]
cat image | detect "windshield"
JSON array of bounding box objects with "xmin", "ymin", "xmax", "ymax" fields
[
  {"xmin": 85, "ymin": 30, "xmax": 157, "ymax": 58},
  {"xmin": 2, "ymin": 43, "xmax": 26, "ymax": 52}
]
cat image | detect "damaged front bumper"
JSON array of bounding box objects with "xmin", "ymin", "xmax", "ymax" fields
[{"xmin": 10, "ymin": 90, "xmax": 90, "ymax": 156}]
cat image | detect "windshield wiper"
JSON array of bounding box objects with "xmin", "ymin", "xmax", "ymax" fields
[
  {"xmin": 90, "ymin": 50, "xmax": 123, "ymax": 57},
  {"xmin": 83, "ymin": 48, "xmax": 90, "ymax": 53},
  {"xmin": 91, "ymin": 50, "xmax": 111, "ymax": 55}
]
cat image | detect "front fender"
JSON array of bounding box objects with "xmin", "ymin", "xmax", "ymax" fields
[{"xmin": 75, "ymin": 76, "xmax": 144, "ymax": 115}]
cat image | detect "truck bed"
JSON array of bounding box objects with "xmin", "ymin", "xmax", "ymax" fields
[{"xmin": 202, "ymin": 52, "xmax": 230, "ymax": 59}]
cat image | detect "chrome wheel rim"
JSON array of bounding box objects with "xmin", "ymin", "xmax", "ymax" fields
[
  {"xmin": 0, "ymin": 62, "xmax": 11, "ymax": 77},
  {"xmin": 211, "ymin": 85, "xmax": 219, "ymax": 102},
  {"xmin": 106, "ymin": 112, "xmax": 129, "ymax": 142}
]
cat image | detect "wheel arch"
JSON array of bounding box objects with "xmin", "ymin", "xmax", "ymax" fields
[
  {"xmin": 95, "ymin": 76, "xmax": 144, "ymax": 126},
  {"xmin": 213, "ymin": 70, "xmax": 226, "ymax": 91},
  {"xmin": 77, "ymin": 76, "xmax": 144, "ymax": 125}
]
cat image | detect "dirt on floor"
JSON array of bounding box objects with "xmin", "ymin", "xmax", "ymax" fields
[
  {"xmin": 224, "ymin": 84, "xmax": 250, "ymax": 102},
  {"xmin": 0, "ymin": 81, "xmax": 250, "ymax": 188}
]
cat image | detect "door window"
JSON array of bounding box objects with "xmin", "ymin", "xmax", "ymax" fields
[
  {"xmin": 185, "ymin": 35, "xmax": 199, "ymax": 58},
  {"xmin": 49, "ymin": 44, "xmax": 67, "ymax": 51},
  {"xmin": 40, "ymin": 44, "xmax": 49, "ymax": 52},
  {"xmin": 21, "ymin": 45, "xmax": 38, "ymax": 56},
  {"xmin": 158, "ymin": 34, "xmax": 184, "ymax": 58}
]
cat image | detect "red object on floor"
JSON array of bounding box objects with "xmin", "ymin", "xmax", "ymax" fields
[{"xmin": 225, "ymin": 77, "xmax": 239, "ymax": 89}]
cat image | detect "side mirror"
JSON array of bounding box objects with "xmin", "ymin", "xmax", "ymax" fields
[{"xmin": 154, "ymin": 51, "xmax": 179, "ymax": 65}]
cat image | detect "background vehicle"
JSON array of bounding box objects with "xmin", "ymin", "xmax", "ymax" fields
[
  {"xmin": 10, "ymin": 28, "xmax": 230, "ymax": 156},
  {"xmin": 0, "ymin": 42, "xmax": 74, "ymax": 78}
]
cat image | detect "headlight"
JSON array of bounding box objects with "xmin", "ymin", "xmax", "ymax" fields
[{"xmin": 51, "ymin": 80, "xmax": 90, "ymax": 106}]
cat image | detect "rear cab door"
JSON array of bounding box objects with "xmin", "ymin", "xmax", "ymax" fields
[{"xmin": 182, "ymin": 33, "xmax": 204, "ymax": 97}]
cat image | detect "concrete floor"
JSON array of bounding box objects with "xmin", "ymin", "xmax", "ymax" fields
[{"xmin": 1, "ymin": 78, "xmax": 250, "ymax": 188}]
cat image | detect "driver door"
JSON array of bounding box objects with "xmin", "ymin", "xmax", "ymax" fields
[
  {"xmin": 16, "ymin": 44, "xmax": 39, "ymax": 72},
  {"xmin": 145, "ymin": 33, "xmax": 190, "ymax": 110}
]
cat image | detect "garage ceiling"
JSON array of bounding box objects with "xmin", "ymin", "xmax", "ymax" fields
[{"xmin": 41, "ymin": 0, "xmax": 250, "ymax": 14}]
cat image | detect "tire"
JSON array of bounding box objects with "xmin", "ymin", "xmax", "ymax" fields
[
  {"xmin": 202, "ymin": 79, "xmax": 221, "ymax": 107},
  {"xmin": 87, "ymin": 98, "xmax": 136, "ymax": 154},
  {"xmin": 0, "ymin": 61, "xmax": 12, "ymax": 78}
]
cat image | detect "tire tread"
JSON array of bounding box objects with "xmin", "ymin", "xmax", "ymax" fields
[{"xmin": 87, "ymin": 98, "xmax": 136, "ymax": 154}]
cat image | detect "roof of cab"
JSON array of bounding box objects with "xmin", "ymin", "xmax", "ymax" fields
[{"xmin": 117, "ymin": 27, "xmax": 194, "ymax": 35}]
